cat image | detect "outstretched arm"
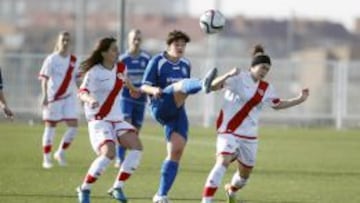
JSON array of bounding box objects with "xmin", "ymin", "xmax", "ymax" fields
[
  {"xmin": 210, "ymin": 67, "xmax": 240, "ymax": 91},
  {"xmin": 273, "ymin": 88, "xmax": 309, "ymax": 110},
  {"xmin": 140, "ymin": 84, "xmax": 162, "ymax": 99},
  {"xmin": 124, "ymin": 77, "xmax": 142, "ymax": 98}
]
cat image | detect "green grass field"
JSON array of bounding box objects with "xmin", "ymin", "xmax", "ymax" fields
[{"xmin": 0, "ymin": 122, "xmax": 359, "ymax": 203}]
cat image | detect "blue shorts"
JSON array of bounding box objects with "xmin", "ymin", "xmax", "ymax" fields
[
  {"xmin": 150, "ymin": 90, "xmax": 189, "ymax": 141},
  {"xmin": 120, "ymin": 98, "xmax": 146, "ymax": 128}
]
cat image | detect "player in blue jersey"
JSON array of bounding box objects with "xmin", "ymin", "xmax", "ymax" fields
[
  {"xmin": 0, "ymin": 68, "xmax": 14, "ymax": 119},
  {"xmin": 115, "ymin": 29, "xmax": 151, "ymax": 167},
  {"xmin": 141, "ymin": 30, "xmax": 218, "ymax": 203}
]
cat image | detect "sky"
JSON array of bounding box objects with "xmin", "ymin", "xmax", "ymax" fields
[{"xmin": 188, "ymin": 0, "xmax": 359, "ymax": 30}]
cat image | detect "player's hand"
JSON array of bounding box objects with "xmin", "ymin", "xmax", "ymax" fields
[
  {"xmin": 2, "ymin": 106, "xmax": 14, "ymax": 120},
  {"xmin": 152, "ymin": 87, "xmax": 162, "ymax": 99},
  {"xmin": 41, "ymin": 95, "xmax": 48, "ymax": 107},
  {"xmin": 88, "ymin": 98, "xmax": 99, "ymax": 109},
  {"xmin": 130, "ymin": 89, "xmax": 142, "ymax": 99},
  {"xmin": 227, "ymin": 67, "xmax": 240, "ymax": 77},
  {"xmin": 299, "ymin": 88, "xmax": 309, "ymax": 102}
]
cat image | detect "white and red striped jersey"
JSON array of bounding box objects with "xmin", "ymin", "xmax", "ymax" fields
[
  {"xmin": 39, "ymin": 53, "xmax": 80, "ymax": 102},
  {"xmin": 79, "ymin": 63, "xmax": 127, "ymax": 121},
  {"xmin": 216, "ymin": 70, "xmax": 280, "ymax": 137}
]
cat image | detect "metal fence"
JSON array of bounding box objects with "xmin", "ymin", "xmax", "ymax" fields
[{"xmin": 1, "ymin": 53, "xmax": 359, "ymax": 129}]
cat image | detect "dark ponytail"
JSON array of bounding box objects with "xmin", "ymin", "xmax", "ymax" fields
[{"xmin": 252, "ymin": 44, "xmax": 265, "ymax": 56}]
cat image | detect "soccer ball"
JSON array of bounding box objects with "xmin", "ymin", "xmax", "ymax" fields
[{"xmin": 199, "ymin": 9, "xmax": 226, "ymax": 34}]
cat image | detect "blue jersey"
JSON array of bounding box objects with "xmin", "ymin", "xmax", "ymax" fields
[
  {"xmin": 119, "ymin": 50, "xmax": 151, "ymax": 103},
  {"xmin": 142, "ymin": 52, "xmax": 192, "ymax": 139},
  {"xmin": 142, "ymin": 52, "xmax": 191, "ymax": 96}
]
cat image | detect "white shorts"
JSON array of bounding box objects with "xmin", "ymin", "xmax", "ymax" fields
[
  {"xmin": 216, "ymin": 133, "xmax": 258, "ymax": 168},
  {"xmin": 88, "ymin": 120, "xmax": 135, "ymax": 154},
  {"xmin": 42, "ymin": 94, "xmax": 78, "ymax": 122}
]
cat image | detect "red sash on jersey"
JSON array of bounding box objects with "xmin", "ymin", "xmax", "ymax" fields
[
  {"xmin": 217, "ymin": 80, "xmax": 269, "ymax": 133},
  {"xmin": 94, "ymin": 62, "xmax": 125, "ymax": 120},
  {"xmin": 53, "ymin": 54, "xmax": 77, "ymax": 101}
]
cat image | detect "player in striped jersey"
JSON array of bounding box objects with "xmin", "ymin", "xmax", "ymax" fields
[
  {"xmin": 141, "ymin": 30, "xmax": 218, "ymax": 203},
  {"xmin": 76, "ymin": 37, "xmax": 143, "ymax": 203},
  {"xmin": 201, "ymin": 45, "xmax": 309, "ymax": 203},
  {"xmin": 115, "ymin": 29, "xmax": 151, "ymax": 168},
  {"xmin": 38, "ymin": 31, "xmax": 81, "ymax": 169}
]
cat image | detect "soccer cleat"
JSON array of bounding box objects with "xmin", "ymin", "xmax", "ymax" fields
[
  {"xmin": 152, "ymin": 194, "xmax": 170, "ymax": 203},
  {"xmin": 108, "ymin": 187, "xmax": 128, "ymax": 203},
  {"xmin": 202, "ymin": 67, "xmax": 218, "ymax": 94},
  {"xmin": 76, "ymin": 187, "xmax": 90, "ymax": 203},
  {"xmin": 42, "ymin": 159, "xmax": 53, "ymax": 169},
  {"xmin": 224, "ymin": 183, "xmax": 237, "ymax": 203},
  {"xmin": 54, "ymin": 151, "xmax": 67, "ymax": 166}
]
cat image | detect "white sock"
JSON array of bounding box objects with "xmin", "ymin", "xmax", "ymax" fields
[
  {"xmin": 81, "ymin": 155, "xmax": 111, "ymax": 190},
  {"xmin": 57, "ymin": 127, "xmax": 77, "ymax": 153},
  {"xmin": 202, "ymin": 163, "xmax": 227, "ymax": 199},
  {"xmin": 42, "ymin": 126, "xmax": 56, "ymax": 159},
  {"xmin": 229, "ymin": 172, "xmax": 248, "ymax": 195},
  {"xmin": 113, "ymin": 150, "xmax": 142, "ymax": 188}
]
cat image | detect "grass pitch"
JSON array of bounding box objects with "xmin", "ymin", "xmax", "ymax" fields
[{"xmin": 0, "ymin": 122, "xmax": 359, "ymax": 203}]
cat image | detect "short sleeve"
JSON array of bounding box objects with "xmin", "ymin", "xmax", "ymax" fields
[
  {"xmin": 142, "ymin": 57, "xmax": 158, "ymax": 86},
  {"xmin": 79, "ymin": 69, "xmax": 97, "ymax": 94},
  {"xmin": 263, "ymin": 84, "xmax": 281, "ymax": 107},
  {"xmin": 39, "ymin": 56, "xmax": 52, "ymax": 80}
]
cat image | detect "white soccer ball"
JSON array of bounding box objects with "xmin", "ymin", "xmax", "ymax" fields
[{"xmin": 199, "ymin": 9, "xmax": 226, "ymax": 34}]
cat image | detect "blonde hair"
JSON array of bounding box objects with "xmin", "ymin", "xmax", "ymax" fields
[{"xmin": 53, "ymin": 31, "xmax": 70, "ymax": 52}]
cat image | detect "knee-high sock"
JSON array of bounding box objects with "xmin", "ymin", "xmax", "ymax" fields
[
  {"xmin": 158, "ymin": 160, "xmax": 179, "ymax": 196},
  {"xmin": 116, "ymin": 145, "xmax": 126, "ymax": 163},
  {"xmin": 58, "ymin": 127, "xmax": 77, "ymax": 153},
  {"xmin": 179, "ymin": 78, "xmax": 202, "ymax": 94},
  {"xmin": 202, "ymin": 163, "xmax": 227, "ymax": 200},
  {"xmin": 113, "ymin": 150, "xmax": 142, "ymax": 189},
  {"xmin": 229, "ymin": 171, "xmax": 248, "ymax": 194},
  {"xmin": 42, "ymin": 127, "xmax": 56, "ymax": 159},
  {"xmin": 81, "ymin": 155, "xmax": 112, "ymax": 190}
]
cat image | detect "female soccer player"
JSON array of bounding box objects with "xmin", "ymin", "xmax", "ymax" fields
[
  {"xmin": 115, "ymin": 29, "xmax": 151, "ymax": 168},
  {"xmin": 141, "ymin": 30, "xmax": 218, "ymax": 203},
  {"xmin": 0, "ymin": 68, "xmax": 14, "ymax": 119},
  {"xmin": 76, "ymin": 37, "xmax": 143, "ymax": 203},
  {"xmin": 201, "ymin": 45, "xmax": 309, "ymax": 203},
  {"xmin": 38, "ymin": 31, "xmax": 80, "ymax": 169}
]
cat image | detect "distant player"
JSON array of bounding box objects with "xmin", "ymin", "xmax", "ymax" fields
[
  {"xmin": 115, "ymin": 29, "xmax": 151, "ymax": 168},
  {"xmin": 201, "ymin": 45, "xmax": 309, "ymax": 203},
  {"xmin": 140, "ymin": 30, "xmax": 218, "ymax": 203},
  {"xmin": 76, "ymin": 37, "xmax": 143, "ymax": 203},
  {"xmin": 0, "ymin": 68, "xmax": 14, "ymax": 119},
  {"xmin": 38, "ymin": 31, "xmax": 80, "ymax": 169}
]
